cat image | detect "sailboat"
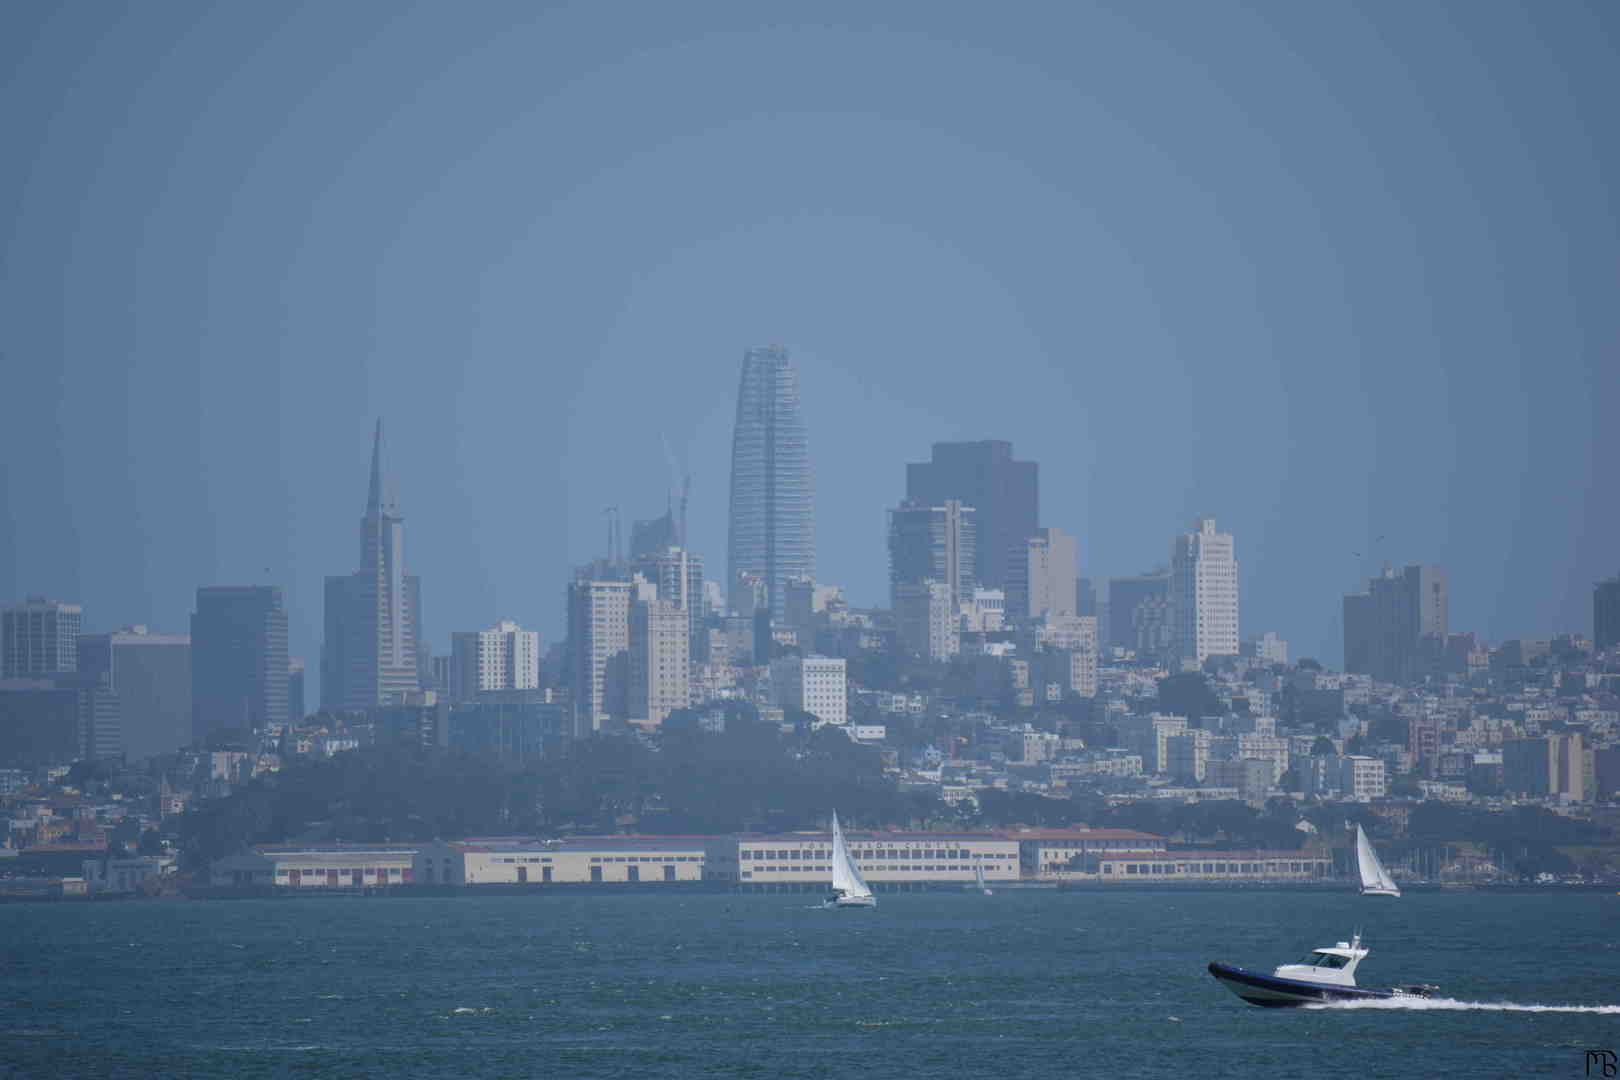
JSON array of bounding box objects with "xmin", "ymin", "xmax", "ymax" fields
[
  {"xmin": 974, "ymin": 859, "xmax": 993, "ymax": 896},
  {"xmin": 826, "ymin": 811, "xmax": 876, "ymax": 909},
  {"xmin": 1355, "ymin": 824, "xmax": 1400, "ymax": 898}
]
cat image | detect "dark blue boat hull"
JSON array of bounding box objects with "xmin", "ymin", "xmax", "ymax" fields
[{"xmin": 1207, "ymin": 962, "xmax": 1402, "ymax": 1008}]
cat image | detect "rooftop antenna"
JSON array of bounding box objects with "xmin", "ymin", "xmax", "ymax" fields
[{"xmin": 678, "ymin": 472, "xmax": 691, "ymax": 550}]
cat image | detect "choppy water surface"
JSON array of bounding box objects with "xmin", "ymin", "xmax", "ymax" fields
[{"xmin": 3, "ymin": 889, "xmax": 1617, "ymax": 1078}]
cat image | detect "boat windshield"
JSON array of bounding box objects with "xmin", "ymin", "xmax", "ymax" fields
[{"xmin": 1297, "ymin": 952, "xmax": 1349, "ymax": 968}]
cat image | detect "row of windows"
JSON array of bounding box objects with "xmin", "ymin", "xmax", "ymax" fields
[
  {"xmin": 743, "ymin": 848, "xmax": 1008, "ymax": 861},
  {"xmin": 1109, "ymin": 861, "xmax": 1325, "ymax": 875},
  {"xmin": 588, "ymin": 855, "xmax": 700, "ymax": 862}
]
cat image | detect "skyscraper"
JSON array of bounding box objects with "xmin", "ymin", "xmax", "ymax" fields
[
  {"xmin": 1343, "ymin": 565, "xmax": 1448, "ymax": 684},
  {"xmin": 2, "ymin": 596, "xmax": 82, "ymax": 678},
  {"xmin": 905, "ymin": 441, "xmax": 1037, "ymax": 590},
  {"xmin": 727, "ymin": 345, "xmax": 814, "ymax": 620},
  {"xmin": 1169, "ymin": 518, "xmax": 1239, "ymax": 666},
  {"xmin": 322, "ymin": 421, "xmax": 423, "ymax": 709},
  {"xmin": 1007, "ymin": 527, "xmax": 1078, "ymax": 622},
  {"xmin": 1595, "ymin": 575, "xmax": 1620, "ymax": 652},
  {"xmin": 77, "ymin": 627, "xmax": 191, "ymax": 762},
  {"xmin": 887, "ymin": 498, "xmax": 977, "ymax": 610},
  {"xmin": 191, "ymin": 585, "xmax": 289, "ymax": 741}
]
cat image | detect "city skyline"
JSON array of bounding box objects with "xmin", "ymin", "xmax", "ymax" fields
[{"xmin": 3, "ymin": 4, "xmax": 1618, "ymax": 692}]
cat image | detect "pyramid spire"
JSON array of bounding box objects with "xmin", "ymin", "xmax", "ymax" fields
[{"xmin": 367, "ymin": 418, "xmax": 385, "ymax": 513}]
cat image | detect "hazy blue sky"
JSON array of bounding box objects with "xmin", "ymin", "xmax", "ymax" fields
[{"xmin": 3, "ymin": 2, "xmax": 1616, "ymax": 689}]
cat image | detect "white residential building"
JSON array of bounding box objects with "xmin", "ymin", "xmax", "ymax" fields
[
  {"xmin": 449, "ymin": 620, "xmax": 539, "ymax": 700},
  {"xmin": 566, "ymin": 577, "xmax": 641, "ymax": 736},
  {"xmin": 629, "ymin": 598, "xmax": 690, "ymax": 727},
  {"xmin": 1170, "ymin": 517, "xmax": 1240, "ymax": 666},
  {"xmin": 770, "ymin": 655, "xmax": 847, "ymax": 726}
]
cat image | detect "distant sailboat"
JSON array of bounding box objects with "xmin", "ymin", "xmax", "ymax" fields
[
  {"xmin": 1356, "ymin": 824, "xmax": 1400, "ymax": 898},
  {"xmin": 826, "ymin": 811, "xmax": 876, "ymax": 909},
  {"xmin": 975, "ymin": 860, "xmax": 993, "ymax": 896}
]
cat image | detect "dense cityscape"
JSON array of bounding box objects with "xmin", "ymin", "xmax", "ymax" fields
[{"xmin": 2, "ymin": 344, "xmax": 1617, "ymax": 900}]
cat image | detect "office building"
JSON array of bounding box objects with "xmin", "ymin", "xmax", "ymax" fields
[
  {"xmin": 566, "ymin": 576, "xmax": 639, "ymax": 736},
  {"xmin": 190, "ymin": 586, "xmax": 288, "ymax": 741},
  {"xmin": 1107, "ymin": 570, "xmax": 1171, "ymax": 656},
  {"xmin": 1596, "ymin": 575, "xmax": 1620, "ymax": 652},
  {"xmin": 1007, "ymin": 527, "xmax": 1077, "ymax": 622},
  {"xmin": 727, "ymin": 345, "xmax": 814, "ymax": 619},
  {"xmin": 1504, "ymin": 733, "xmax": 1586, "ymax": 801},
  {"xmin": 888, "ymin": 499, "xmax": 977, "ymax": 610},
  {"xmin": 770, "ymin": 655, "xmax": 847, "ymax": 726},
  {"xmin": 322, "ymin": 421, "xmax": 423, "ymax": 709},
  {"xmin": 906, "ymin": 440, "xmax": 1037, "ymax": 591},
  {"xmin": 1170, "ymin": 518, "xmax": 1239, "ymax": 666},
  {"xmin": 1343, "ymin": 565, "xmax": 1448, "ymax": 685},
  {"xmin": 288, "ymin": 658, "xmax": 306, "ymax": 722},
  {"xmin": 2, "ymin": 596, "xmax": 82, "ymax": 679},
  {"xmin": 449, "ymin": 621, "xmax": 540, "ymax": 701},
  {"xmin": 1076, "ymin": 578, "xmax": 1097, "ymax": 618},
  {"xmin": 895, "ymin": 581, "xmax": 958, "ymax": 662},
  {"xmin": 0, "ymin": 679, "xmax": 119, "ymax": 767},
  {"xmin": 634, "ymin": 547, "xmax": 706, "ymax": 652},
  {"xmin": 76, "ymin": 627, "xmax": 191, "ymax": 762}
]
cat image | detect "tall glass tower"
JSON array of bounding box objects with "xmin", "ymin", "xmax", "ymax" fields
[{"xmin": 727, "ymin": 345, "xmax": 815, "ymax": 620}]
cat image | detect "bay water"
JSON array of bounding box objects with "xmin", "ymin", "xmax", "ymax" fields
[{"xmin": 3, "ymin": 889, "xmax": 1617, "ymax": 1078}]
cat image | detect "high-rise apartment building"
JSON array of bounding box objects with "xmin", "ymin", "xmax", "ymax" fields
[
  {"xmin": 1007, "ymin": 527, "xmax": 1077, "ymax": 622},
  {"xmin": 566, "ymin": 576, "xmax": 640, "ymax": 736},
  {"xmin": 1169, "ymin": 518, "xmax": 1239, "ymax": 666},
  {"xmin": 888, "ymin": 499, "xmax": 977, "ymax": 611},
  {"xmin": 727, "ymin": 345, "xmax": 814, "ymax": 619},
  {"xmin": 905, "ymin": 441, "xmax": 1037, "ymax": 591},
  {"xmin": 628, "ymin": 597, "xmax": 690, "ymax": 727},
  {"xmin": 322, "ymin": 421, "xmax": 423, "ymax": 709},
  {"xmin": 190, "ymin": 585, "xmax": 288, "ymax": 740},
  {"xmin": 1595, "ymin": 575, "xmax": 1620, "ymax": 652},
  {"xmin": 2, "ymin": 596, "xmax": 82, "ymax": 678},
  {"xmin": 449, "ymin": 621, "xmax": 540, "ymax": 701},
  {"xmin": 77, "ymin": 627, "xmax": 191, "ymax": 762},
  {"xmin": 1343, "ymin": 564, "xmax": 1448, "ymax": 685}
]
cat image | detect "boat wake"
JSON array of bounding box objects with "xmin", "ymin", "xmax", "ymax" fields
[{"xmin": 1306, "ymin": 997, "xmax": 1620, "ymax": 1014}]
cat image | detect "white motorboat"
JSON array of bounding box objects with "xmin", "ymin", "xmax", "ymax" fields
[
  {"xmin": 1356, "ymin": 824, "xmax": 1401, "ymax": 897},
  {"xmin": 825, "ymin": 811, "xmax": 876, "ymax": 909},
  {"xmin": 1209, "ymin": 933, "xmax": 1437, "ymax": 1008}
]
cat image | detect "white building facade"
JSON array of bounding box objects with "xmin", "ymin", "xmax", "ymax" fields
[
  {"xmin": 1170, "ymin": 517, "xmax": 1239, "ymax": 666},
  {"xmin": 449, "ymin": 620, "xmax": 539, "ymax": 700},
  {"xmin": 771, "ymin": 655, "xmax": 848, "ymax": 725}
]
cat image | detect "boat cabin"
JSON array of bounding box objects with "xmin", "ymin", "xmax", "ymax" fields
[{"xmin": 1271, "ymin": 937, "xmax": 1367, "ymax": 986}]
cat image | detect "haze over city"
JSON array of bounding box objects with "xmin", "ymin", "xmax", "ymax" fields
[{"xmin": 3, "ymin": 2, "xmax": 1617, "ymax": 682}]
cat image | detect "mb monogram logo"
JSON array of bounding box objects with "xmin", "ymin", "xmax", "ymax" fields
[{"xmin": 1587, "ymin": 1049, "xmax": 1618, "ymax": 1077}]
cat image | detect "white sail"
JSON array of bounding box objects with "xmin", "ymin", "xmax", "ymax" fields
[
  {"xmin": 1356, "ymin": 824, "xmax": 1400, "ymax": 897},
  {"xmin": 974, "ymin": 860, "xmax": 991, "ymax": 895},
  {"xmin": 829, "ymin": 812, "xmax": 874, "ymax": 905}
]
